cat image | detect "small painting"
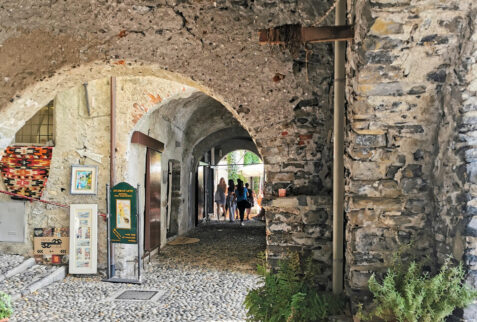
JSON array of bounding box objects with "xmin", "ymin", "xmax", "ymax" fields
[
  {"xmin": 116, "ymin": 199, "xmax": 131, "ymax": 229},
  {"xmin": 70, "ymin": 165, "xmax": 97, "ymax": 195}
]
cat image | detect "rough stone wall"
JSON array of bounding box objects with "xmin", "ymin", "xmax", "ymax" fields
[
  {"xmin": 346, "ymin": 0, "xmax": 476, "ymax": 310},
  {"xmin": 0, "ymin": 0, "xmax": 336, "ymax": 282},
  {"xmin": 457, "ymin": 6, "xmax": 477, "ymax": 320},
  {"xmin": 262, "ymin": 44, "xmax": 335, "ymax": 288}
]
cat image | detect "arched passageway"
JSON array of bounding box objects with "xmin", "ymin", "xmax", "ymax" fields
[
  {"xmin": 2, "ymin": 1, "xmax": 477, "ymax": 319},
  {"xmin": 0, "ymin": 1, "xmax": 337, "ymax": 292}
]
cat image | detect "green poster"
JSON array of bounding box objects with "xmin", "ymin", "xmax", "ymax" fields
[{"xmin": 110, "ymin": 182, "xmax": 137, "ymax": 244}]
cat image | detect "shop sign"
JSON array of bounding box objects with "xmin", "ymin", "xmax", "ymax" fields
[{"xmin": 34, "ymin": 236, "xmax": 69, "ymax": 255}]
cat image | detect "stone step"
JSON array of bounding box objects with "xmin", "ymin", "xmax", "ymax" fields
[
  {"xmin": 0, "ymin": 263, "xmax": 66, "ymax": 300},
  {"xmin": 0, "ymin": 258, "xmax": 35, "ymax": 282},
  {"xmin": 0, "ymin": 253, "xmax": 25, "ymax": 276}
]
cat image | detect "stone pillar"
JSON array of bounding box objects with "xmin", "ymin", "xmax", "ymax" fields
[{"xmin": 346, "ymin": 0, "xmax": 477, "ymax": 312}]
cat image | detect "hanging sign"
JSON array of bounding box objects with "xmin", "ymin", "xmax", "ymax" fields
[{"xmin": 110, "ymin": 182, "xmax": 137, "ymax": 244}]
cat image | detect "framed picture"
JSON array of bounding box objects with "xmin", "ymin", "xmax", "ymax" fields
[
  {"xmin": 70, "ymin": 165, "xmax": 98, "ymax": 195},
  {"xmin": 69, "ymin": 204, "xmax": 97, "ymax": 274}
]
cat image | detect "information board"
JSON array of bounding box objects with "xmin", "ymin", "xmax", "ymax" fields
[{"xmin": 110, "ymin": 182, "xmax": 137, "ymax": 244}]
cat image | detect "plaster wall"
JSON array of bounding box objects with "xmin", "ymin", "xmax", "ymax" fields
[{"xmin": 0, "ymin": 76, "xmax": 201, "ymax": 272}]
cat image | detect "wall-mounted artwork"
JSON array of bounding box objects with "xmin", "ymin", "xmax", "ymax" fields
[
  {"xmin": 69, "ymin": 204, "xmax": 97, "ymax": 274},
  {"xmin": 0, "ymin": 146, "xmax": 53, "ymax": 198},
  {"xmin": 70, "ymin": 165, "xmax": 97, "ymax": 195}
]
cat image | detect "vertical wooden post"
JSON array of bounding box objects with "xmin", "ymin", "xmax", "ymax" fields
[
  {"xmin": 333, "ymin": 0, "xmax": 346, "ymax": 294},
  {"xmin": 110, "ymin": 76, "xmax": 116, "ymax": 187},
  {"xmin": 110, "ymin": 76, "xmax": 116, "ymax": 275}
]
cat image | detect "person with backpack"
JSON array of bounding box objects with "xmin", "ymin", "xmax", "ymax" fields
[
  {"xmin": 245, "ymin": 182, "xmax": 254, "ymax": 220},
  {"xmin": 235, "ymin": 179, "xmax": 249, "ymax": 226},
  {"xmin": 225, "ymin": 179, "xmax": 236, "ymax": 222}
]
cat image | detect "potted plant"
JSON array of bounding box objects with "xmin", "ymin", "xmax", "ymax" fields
[{"xmin": 0, "ymin": 292, "xmax": 13, "ymax": 322}]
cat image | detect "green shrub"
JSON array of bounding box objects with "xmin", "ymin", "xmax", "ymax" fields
[
  {"xmin": 0, "ymin": 292, "xmax": 13, "ymax": 319},
  {"xmin": 244, "ymin": 252, "xmax": 345, "ymax": 322},
  {"xmin": 358, "ymin": 255, "xmax": 477, "ymax": 322}
]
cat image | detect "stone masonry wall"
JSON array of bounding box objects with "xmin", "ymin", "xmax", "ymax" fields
[
  {"xmin": 263, "ymin": 41, "xmax": 335, "ymax": 288},
  {"xmin": 346, "ymin": 0, "xmax": 476, "ymax": 313},
  {"xmin": 457, "ymin": 6, "xmax": 477, "ymax": 320}
]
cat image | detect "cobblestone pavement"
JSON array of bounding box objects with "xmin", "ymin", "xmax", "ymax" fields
[
  {"xmin": 0, "ymin": 253, "xmax": 24, "ymax": 275},
  {"xmin": 8, "ymin": 221, "xmax": 266, "ymax": 321}
]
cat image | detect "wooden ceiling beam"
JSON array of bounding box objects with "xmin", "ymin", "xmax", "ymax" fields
[
  {"xmin": 258, "ymin": 25, "xmax": 354, "ymax": 45},
  {"xmin": 131, "ymin": 131, "xmax": 164, "ymax": 152}
]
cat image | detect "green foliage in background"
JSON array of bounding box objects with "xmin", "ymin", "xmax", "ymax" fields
[
  {"xmin": 244, "ymin": 253, "xmax": 346, "ymax": 322},
  {"xmin": 244, "ymin": 151, "xmax": 261, "ymax": 165},
  {"xmin": 0, "ymin": 291, "xmax": 13, "ymax": 319},
  {"xmin": 358, "ymin": 253, "xmax": 477, "ymax": 322},
  {"xmin": 227, "ymin": 151, "xmax": 245, "ymax": 183},
  {"xmin": 244, "ymin": 151, "xmax": 261, "ymax": 193}
]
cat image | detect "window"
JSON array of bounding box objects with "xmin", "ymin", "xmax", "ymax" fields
[{"xmin": 15, "ymin": 101, "xmax": 54, "ymax": 145}]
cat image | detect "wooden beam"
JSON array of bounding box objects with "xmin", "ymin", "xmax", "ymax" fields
[
  {"xmin": 302, "ymin": 25, "xmax": 354, "ymax": 43},
  {"xmin": 131, "ymin": 131, "xmax": 164, "ymax": 152},
  {"xmin": 259, "ymin": 25, "xmax": 354, "ymax": 45}
]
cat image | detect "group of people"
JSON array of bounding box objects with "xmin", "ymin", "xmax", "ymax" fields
[{"xmin": 214, "ymin": 177, "xmax": 255, "ymax": 225}]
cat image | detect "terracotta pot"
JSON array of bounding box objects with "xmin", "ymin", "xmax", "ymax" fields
[{"xmin": 0, "ymin": 317, "xmax": 9, "ymax": 322}]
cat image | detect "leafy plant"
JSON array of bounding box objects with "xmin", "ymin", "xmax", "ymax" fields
[
  {"xmin": 227, "ymin": 151, "xmax": 245, "ymax": 183},
  {"xmin": 358, "ymin": 255, "xmax": 477, "ymax": 322},
  {"xmin": 0, "ymin": 292, "xmax": 13, "ymax": 319},
  {"xmin": 243, "ymin": 151, "xmax": 261, "ymax": 166},
  {"xmin": 244, "ymin": 252, "xmax": 345, "ymax": 321}
]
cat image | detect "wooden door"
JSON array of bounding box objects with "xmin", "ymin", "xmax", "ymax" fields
[
  {"xmin": 196, "ymin": 166, "xmax": 204, "ymax": 225},
  {"xmin": 145, "ymin": 148, "xmax": 162, "ymax": 252}
]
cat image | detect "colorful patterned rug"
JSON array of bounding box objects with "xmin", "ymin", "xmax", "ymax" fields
[{"xmin": 0, "ymin": 146, "xmax": 53, "ymax": 198}]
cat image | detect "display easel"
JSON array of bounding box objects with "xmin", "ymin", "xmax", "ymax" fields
[{"xmin": 103, "ymin": 182, "xmax": 142, "ymax": 284}]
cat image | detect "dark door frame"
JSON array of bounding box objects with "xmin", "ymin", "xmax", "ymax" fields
[
  {"xmin": 144, "ymin": 148, "xmax": 162, "ymax": 252},
  {"xmin": 131, "ymin": 131, "xmax": 165, "ymax": 254}
]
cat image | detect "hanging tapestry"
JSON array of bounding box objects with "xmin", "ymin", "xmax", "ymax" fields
[{"xmin": 0, "ymin": 146, "xmax": 53, "ymax": 198}]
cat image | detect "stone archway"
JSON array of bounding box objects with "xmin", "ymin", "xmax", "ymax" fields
[
  {"xmin": 0, "ymin": 62, "xmax": 248, "ymax": 150},
  {"xmin": 0, "ymin": 0, "xmax": 337, "ymax": 286}
]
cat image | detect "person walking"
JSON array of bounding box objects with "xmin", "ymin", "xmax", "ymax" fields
[
  {"xmin": 214, "ymin": 177, "xmax": 226, "ymax": 220},
  {"xmin": 226, "ymin": 179, "xmax": 236, "ymax": 222},
  {"xmin": 245, "ymin": 182, "xmax": 254, "ymax": 220},
  {"xmin": 235, "ymin": 179, "xmax": 249, "ymax": 226}
]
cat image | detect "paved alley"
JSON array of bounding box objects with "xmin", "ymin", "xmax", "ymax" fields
[{"xmin": 7, "ymin": 221, "xmax": 266, "ymax": 322}]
